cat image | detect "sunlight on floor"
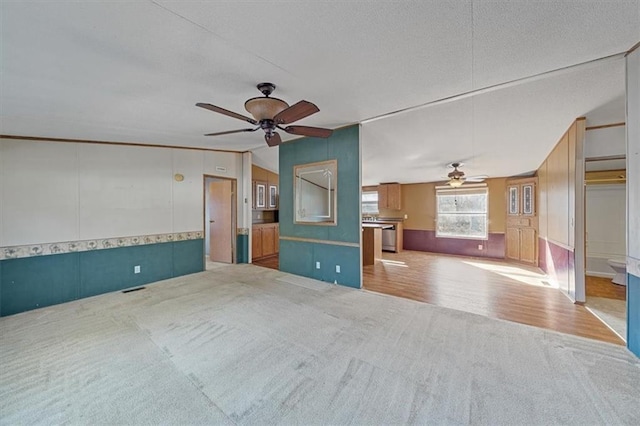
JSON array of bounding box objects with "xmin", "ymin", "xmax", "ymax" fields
[
  {"xmin": 380, "ymin": 259, "xmax": 409, "ymax": 268},
  {"xmin": 462, "ymin": 260, "xmax": 555, "ymax": 288}
]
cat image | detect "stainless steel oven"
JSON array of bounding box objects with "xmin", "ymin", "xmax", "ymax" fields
[{"xmin": 382, "ymin": 224, "xmax": 396, "ymax": 251}]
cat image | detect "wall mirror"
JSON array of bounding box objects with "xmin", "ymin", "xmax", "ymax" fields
[{"xmin": 294, "ymin": 159, "xmax": 337, "ymax": 225}]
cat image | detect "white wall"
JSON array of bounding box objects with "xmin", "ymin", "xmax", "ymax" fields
[
  {"xmin": 0, "ymin": 139, "xmax": 245, "ymax": 247},
  {"xmin": 585, "ymin": 126, "xmax": 626, "ymax": 158},
  {"xmin": 2, "ymin": 141, "xmax": 80, "ymax": 245},
  {"xmin": 585, "ymin": 184, "xmax": 626, "ymax": 277}
]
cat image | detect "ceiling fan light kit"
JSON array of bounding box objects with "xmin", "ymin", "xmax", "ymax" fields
[
  {"xmin": 244, "ymin": 97, "xmax": 289, "ymax": 121},
  {"xmin": 444, "ymin": 162, "xmax": 487, "ymax": 187},
  {"xmin": 448, "ymin": 177, "xmax": 464, "ymax": 187},
  {"xmin": 244, "ymin": 83, "xmax": 289, "ymax": 121},
  {"xmin": 447, "ymin": 162, "xmax": 465, "ymax": 187},
  {"xmin": 196, "ymin": 82, "xmax": 333, "ymax": 147}
]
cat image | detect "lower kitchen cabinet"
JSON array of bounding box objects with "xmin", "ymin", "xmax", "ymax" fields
[{"xmin": 252, "ymin": 223, "xmax": 279, "ymax": 261}]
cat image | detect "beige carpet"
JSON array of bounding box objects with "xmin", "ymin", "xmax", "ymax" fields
[
  {"xmin": 587, "ymin": 296, "xmax": 627, "ymax": 342},
  {"xmin": 1, "ymin": 264, "xmax": 640, "ymax": 425}
]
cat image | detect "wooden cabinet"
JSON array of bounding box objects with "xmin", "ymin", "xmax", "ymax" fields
[
  {"xmin": 252, "ymin": 180, "xmax": 267, "ymax": 210},
  {"xmin": 251, "ymin": 223, "xmax": 279, "ymax": 261},
  {"xmin": 252, "ymin": 181, "xmax": 277, "ymax": 210},
  {"xmin": 505, "ymin": 177, "xmax": 538, "ymax": 266},
  {"xmin": 268, "ymin": 184, "xmax": 278, "ymax": 209},
  {"xmin": 252, "ymin": 226, "xmax": 263, "ymax": 258},
  {"xmin": 252, "ymin": 164, "xmax": 278, "ymax": 211},
  {"xmin": 378, "ymin": 183, "xmax": 401, "ymax": 210}
]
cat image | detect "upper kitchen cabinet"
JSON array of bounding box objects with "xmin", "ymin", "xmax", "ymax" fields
[
  {"xmin": 378, "ymin": 183, "xmax": 401, "ymax": 210},
  {"xmin": 252, "ymin": 164, "xmax": 279, "ymax": 211}
]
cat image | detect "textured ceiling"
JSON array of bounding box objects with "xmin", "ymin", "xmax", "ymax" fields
[{"xmin": 1, "ymin": 1, "xmax": 638, "ymax": 183}]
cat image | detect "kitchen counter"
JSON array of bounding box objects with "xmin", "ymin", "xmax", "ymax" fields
[
  {"xmin": 362, "ymin": 226, "xmax": 382, "ymax": 266},
  {"xmin": 362, "ymin": 223, "xmax": 394, "ymax": 229},
  {"xmin": 363, "ymin": 220, "xmax": 403, "ymax": 253},
  {"xmin": 252, "ymin": 222, "xmax": 279, "ymax": 227}
]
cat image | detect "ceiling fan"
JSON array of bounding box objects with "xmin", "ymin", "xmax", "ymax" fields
[
  {"xmin": 446, "ymin": 162, "xmax": 488, "ymax": 187},
  {"xmin": 196, "ymin": 82, "xmax": 333, "ymax": 147}
]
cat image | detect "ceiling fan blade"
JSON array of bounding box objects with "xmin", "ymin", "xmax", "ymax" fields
[
  {"xmin": 265, "ymin": 132, "xmax": 282, "ymax": 147},
  {"xmin": 273, "ymin": 100, "xmax": 319, "ymax": 124},
  {"xmin": 204, "ymin": 128, "xmax": 258, "ymax": 137},
  {"xmin": 466, "ymin": 175, "xmax": 489, "ymax": 182},
  {"xmin": 283, "ymin": 125, "xmax": 333, "ymax": 138},
  {"xmin": 196, "ymin": 103, "xmax": 257, "ymax": 125}
]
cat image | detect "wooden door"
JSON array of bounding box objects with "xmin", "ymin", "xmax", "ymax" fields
[
  {"xmin": 208, "ymin": 180, "xmax": 233, "ymax": 263},
  {"xmin": 505, "ymin": 177, "xmax": 538, "ymax": 265},
  {"xmin": 520, "ymin": 228, "xmax": 537, "ymax": 264},
  {"xmin": 506, "ymin": 227, "xmax": 520, "ymax": 260}
]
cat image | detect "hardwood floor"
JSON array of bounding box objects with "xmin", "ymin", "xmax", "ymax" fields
[
  {"xmin": 586, "ymin": 275, "xmax": 627, "ymax": 300},
  {"xmin": 253, "ymin": 254, "xmax": 279, "ymax": 270},
  {"xmin": 363, "ymin": 250, "xmax": 625, "ymax": 345}
]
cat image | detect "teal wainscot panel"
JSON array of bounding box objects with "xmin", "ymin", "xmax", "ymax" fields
[
  {"xmin": 279, "ymin": 240, "xmax": 314, "ymax": 278},
  {"xmin": 79, "ymin": 243, "xmax": 174, "ymax": 297},
  {"xmin": 0, "ymin": 239, "xmax": 206, "ymax": 317},
  {"xmin": 236, "ymin": 234, "xmax": 249, "ymax": 263},
  {"xmin": 173, "ymin": 239, "xmax": 205, "ymax": 275},
  {"xmin": 1, "ymin": 252, "xmax": 80, "ymax": 316},
  {"xmin": 279, "ymin": 240, "xmax": 360, "ymax": 288}
]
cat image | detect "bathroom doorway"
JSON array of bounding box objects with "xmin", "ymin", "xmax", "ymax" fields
[{"xmin": 584, "ymin": 157, "xmax": 627, "ymax": 341}]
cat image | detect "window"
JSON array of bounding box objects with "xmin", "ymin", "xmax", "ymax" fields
[
  {"xmin": 436, "ymin": 185, "xmax": 488, "ymax": 239},
  {"xmin": 362, "ymin": 190, "xmax": 379, "ymax": 214}
]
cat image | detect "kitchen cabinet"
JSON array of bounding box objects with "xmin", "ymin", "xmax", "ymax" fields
[
  {"xmin": 268, "ymin": 184, "xmax": 278, "ymax": 209},
  {"xmin": 252, "ymin": 164, "xmax": 279, "ymax": 211},
  {"xmin": 252, "ymin": 180, "xmax": 267, "ymax": 210},
  {"xmin": 505, "ymin": 177, "xmax": 538, "ymax": 265},
  {"xmin": 378, "ymin": 183, "xmax": 401, "ymax": 210},
  {"xmin": 251, "ymin": 223, "xmax": 279, "ymax": 260}
]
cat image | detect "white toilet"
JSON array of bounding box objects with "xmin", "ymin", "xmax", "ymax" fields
[{"xmin": 608, "ymin": 259, "xmax": 627, "ymax": 286}]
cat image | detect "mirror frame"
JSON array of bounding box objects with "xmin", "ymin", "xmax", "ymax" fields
[{"xmin": 294, "ymin": 159, "xmax": 338, "ymax": 226}]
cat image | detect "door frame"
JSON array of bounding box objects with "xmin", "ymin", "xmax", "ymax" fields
[{"xmin": 203, "ymin": 175, "xmax": 238, "ymax": 264}]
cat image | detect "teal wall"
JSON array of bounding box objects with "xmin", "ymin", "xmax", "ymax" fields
[
  {"xmin": 0, "ymin": 239, "xmax": 204, "ymax": 316},
  {"xmin": 628, "ymin": 274, "xmax": 640, "ymax": 356},
  {"xmin": 279, "ymin": 126, "xmax": 361, "ymax": 288}
]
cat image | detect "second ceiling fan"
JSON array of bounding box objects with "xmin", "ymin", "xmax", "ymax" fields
[
  {"xmin": 446, "ymin": 162, "xmax": 488, "ymax": 187},
  {"xmin": 196, "ymin": 82, "xmax": 333, "ymax": 147}
]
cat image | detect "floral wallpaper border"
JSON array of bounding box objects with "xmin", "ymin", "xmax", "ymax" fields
[{"xmin": 0, "ymin": 231, "xmax": 204, "ymax": 261}]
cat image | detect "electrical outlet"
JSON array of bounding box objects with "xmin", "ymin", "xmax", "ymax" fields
[
  {"xmin": 316, "ymin": 261, "xmax": 321, "ymax": 269},
  {"xmin": 404, "ymin": 214, "xmax": 408, "ymax": 219},
  {"xmin": 478, "ymin": 244, "xmax": 483, "ymax": 250},
  {"xmin": 336, "ymin": 265, "xmax": 341, "ymax": 273},
  {"xmin": 134, "ymin": 265, "xmax": 141, "ymax": 274}
]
